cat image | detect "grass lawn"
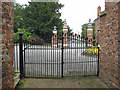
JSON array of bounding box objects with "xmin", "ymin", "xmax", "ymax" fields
[{"xmin": 76, "ymin": 41, "xmax": 85, "ymax": 44}]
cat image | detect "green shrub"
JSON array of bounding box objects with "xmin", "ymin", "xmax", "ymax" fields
[
  {"xmin": 18, "ymin": 80, "xmax": 24, "ymax": 87},
  {"xmin": 14, "ymin": 28, "xmax": 32, "ymax": 42}
]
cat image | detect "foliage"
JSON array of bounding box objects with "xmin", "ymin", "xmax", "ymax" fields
[
  {"xmin": 29, "ymin": 37, "xmax": 45, "ymax": 45},
  {"xmin": 14, "ymin": 28, "xmax": 32, "ymax": 42},
  {"xmin": 92, "ymin": 39, "xmax": 96, "ymax": 46},
  {"xmin": 14, "ymin": 2, "xmax": 65, "ymax": 41},
  {"xmin": 67, "ymin": 25, "xmax": 72, "ymax": 36},
  {"xmin": 18, "ymin": 80, "xmax": 24, "ymax": 87},
  {"xmin": 81, "ymin": 23, "xmax": 95, "ymax": 40},
  {"xmin": 81, "ymin": 24, "xmax": 88, "ymax": 39},
  {"xmin": 76, "ymin": 41, "xmax": 85, "ymax": 44},
  {"xmin": 14, "ymin": 4, "xmax": 25, "ymax": 33},
  {"xmin": 14, "ymin": 71, "xmax": 17, "ymax": 77},
  {"xmin": 30, "ymin": 33, "xmax": 40, "ymax": 38},
  {"xmin": 82, "ymin": 46, "xmax": 100, "ymax": 55}
]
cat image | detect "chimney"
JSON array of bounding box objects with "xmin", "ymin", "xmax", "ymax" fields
[{"xmin": 97, "ymin": 6, "xmax": 101, "ymax": 17}]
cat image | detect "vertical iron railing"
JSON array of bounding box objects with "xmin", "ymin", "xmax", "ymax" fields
[
  {"xmin": 19, "ymin": 32, "xmax": 24, "ymax": 79},
  {"xmin": 61, "ymin": 32, "xmax": 64, "ymax": 78},
  {"xmin": 97, "ymin": 45, "xmax": 100, "ymax": 77},
  {"xmin": 86, "ymin": 37, "xmax": 88, "ymax": 47}
]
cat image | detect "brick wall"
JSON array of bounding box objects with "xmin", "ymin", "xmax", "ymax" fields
[
  {"xmin": 95, "ymin": 6, "xmax": 101, "ymax": 43},
  {"xmin": 99, "ymin": 2, "xmax": 120, "ymax": 88},
  {"xmin": 95, "ymin": 18, "xmax": 100, "ymax": 43},
  {"xmin": 118, "ymin": 2, "xmax": 120, "ymax": 88},
  {"xmin": 0, "ymin": 1, "xmax": 2, "ymax": 89},
  {"xmin": 1, "ymin": 2, "xmax": 14, "ymax": 89}
]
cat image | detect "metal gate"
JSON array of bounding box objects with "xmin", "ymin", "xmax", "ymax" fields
[
  {"xmin": 63, "ymin": 35, "xmax": 99, "ymax": 77},
  {"xmin": 17, "ymin": 32, "xmax": 99, "ymax": 78},
  {"xmin": 23, "ymin": 37, "xmax": 63, "ymax": 78}
]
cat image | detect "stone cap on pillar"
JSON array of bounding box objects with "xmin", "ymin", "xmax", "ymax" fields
[
  {"xmin": 63, "ymin": 19, "xmax": 68, "ymax": 32},
  {"xmin": 87, "ymin": 19, "xmax": 93, "ymax": 31},
  {"xmin": 53, "ymin": 26, "xmax": 57, "ymax": 34}
]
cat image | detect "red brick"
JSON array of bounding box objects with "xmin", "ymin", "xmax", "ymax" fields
[
  {"xmin": 10, "ymin": 22, "xmax": 13, "ymax": 26},
  {"xmin": 6, "ymin": 19, "xmax": 10, "ymax": 23},
  {"xmin": 2, "ymin": 50, "xmax": 4, "ymax": 55},
  {"xmin": 2, "ymin": 29, "xmax": 5, "ymax": 34},
  {"xmin": 11, "ymin": 26, "xmax": 14, "ymax": 30},
  {"xmin": 4, "ymin": 40, "xmax": 8, "ymax": 44},
  {"xmin": 1, "ymin": 2, "xmax": 15, "ymax": 88},
  {"xmin": 95, "ymin": 2, "xmax": 120, "ymax": 88}
]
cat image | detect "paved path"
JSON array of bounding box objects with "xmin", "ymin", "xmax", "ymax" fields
[{"xmin": 18, "ymin": 77, "xmax": 108, "ymax": 88}]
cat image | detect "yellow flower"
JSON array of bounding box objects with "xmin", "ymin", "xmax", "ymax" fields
[{"xmin": 84, "ymin": 46, "xmax": 100, "ymax": 55}]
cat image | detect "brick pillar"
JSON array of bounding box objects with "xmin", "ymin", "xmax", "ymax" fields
[
  {"xmin": 0, "ymin": 2, "xmax": 14, "ymax": 89},
  {"xmin": 52, "ymin": 26, "xmax": 57, "ymax": 48},
  {"xmin": 87, "ymin": 19, "xmax": 93, "ymax": 43},
  {"xmin": 63, "ymin": 19, "xmax": 68, "ymax": 48}
]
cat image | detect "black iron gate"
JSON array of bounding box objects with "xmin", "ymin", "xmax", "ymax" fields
[
  {"xmin": 18, "ymin": 32, "xmax": 99, "ymax": 78},
  {"xmin": 63, "ymin": 35, "xmax": 99, "ymax": 77},
  {"xmin": 22, "ymin": 37, "xmax": 63, "ymax": 78}
]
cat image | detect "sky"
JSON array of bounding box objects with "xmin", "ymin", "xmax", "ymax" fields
[{"xmin": 16, "ymin": 0, "xmax": 105, "ymax": 34}]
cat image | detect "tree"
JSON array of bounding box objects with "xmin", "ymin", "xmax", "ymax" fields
[
  {"xmin": 14, "ymin": 2, "xmax": 64, "ymax": 42},
  {"xmin": 81, "ymin": 23, "xmax": 95, "ymax": 40},
  {"xmin": 14, "ymin": 3, "xmax": 25, "ymax": 33},
  {"xmin": 81, "ymin": 24, "xmax": 88, "ymax": 39}
]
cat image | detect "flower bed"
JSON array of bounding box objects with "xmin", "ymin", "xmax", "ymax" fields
[{"xmin": 82, "ymin": 46, "xmax": 100, "ymax": 55}]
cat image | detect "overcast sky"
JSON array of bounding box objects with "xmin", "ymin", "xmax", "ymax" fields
[{"xmin": 16, "ymin": 0, "xmax": 105, "ymax": 34}]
